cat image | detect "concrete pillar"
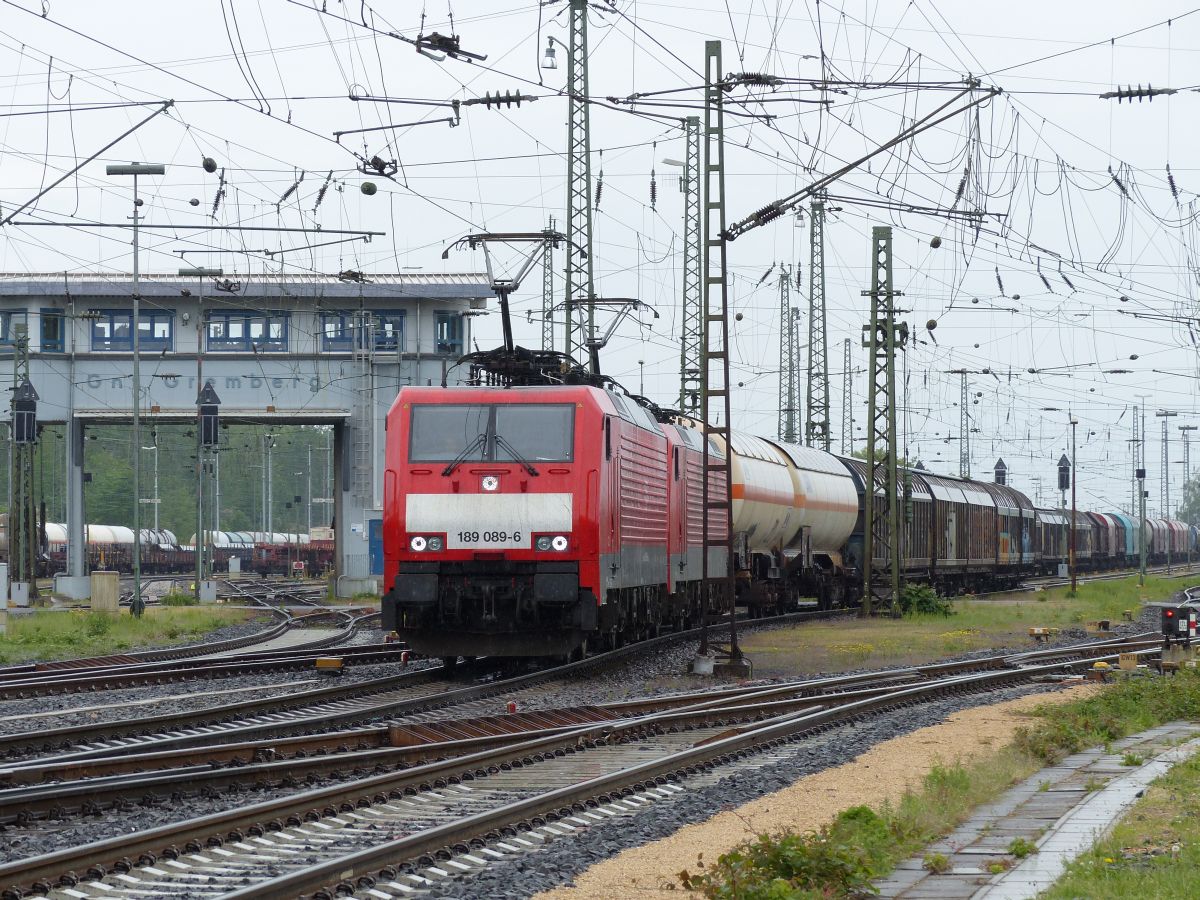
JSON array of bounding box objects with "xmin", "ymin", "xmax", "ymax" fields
[
  {"xmin": 334, "ymin": 419, "xmax": 372, "ymax": 596},
  {"xmin": 57, "ymin": 417, "xmax": 91, "ymax": 600},
  {"xmin": 90, "ymin": 570, "xmax": 119, "ymax": 613}
]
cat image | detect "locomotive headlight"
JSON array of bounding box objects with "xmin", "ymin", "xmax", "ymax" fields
[
  {"xmin": 427, "ymin": 536, "xmax": 444, "ymax": 552},
  {"xmin": 535, "ymin": 536, "xmax": 553, "ymax": 552},
  {"xmin": 409, "ymin": 536, "xmax": 427, "ymax": 552},
  {"xmin": 551, "ymin": 535, "xmax": 569, "ymax": 552},
  {"xmin": 481, "ymin": 475, "xmax": 499, "ymax": 492}
]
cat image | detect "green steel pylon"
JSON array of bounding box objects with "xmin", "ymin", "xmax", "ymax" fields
[
  {"xmin": 806, "ymin": 200, "xmax": 830, "ymax": 450},
  {"xmin": 679, "ymin": 116, "xmax": 702, "ymax": 414},
  {"xmin": 564, "ymin": 0, "xmax": 596, "ymax": 362}
]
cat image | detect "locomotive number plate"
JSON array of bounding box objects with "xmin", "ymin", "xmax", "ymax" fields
[
  {"xmin": 450, "ymin": 530, "xmax": 527, "ymax": 549},
  {"xmin": 407, "ymin": 493, "xmax": 571, "ymax": 551}
]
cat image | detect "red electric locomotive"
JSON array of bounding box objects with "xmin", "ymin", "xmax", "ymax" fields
[{"xmin": 381, "ymin": 384, "xmax": 728, "ymax": 664}]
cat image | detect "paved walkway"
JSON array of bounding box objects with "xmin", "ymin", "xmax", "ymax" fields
[{"xmin": 874, "ymin": 720, "xmax": 1200, "ymax": 899}]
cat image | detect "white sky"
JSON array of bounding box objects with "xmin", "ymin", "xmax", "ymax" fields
[{"xmin": 1, "ymin": 1, "xmax": 1199, "ymax": 514}]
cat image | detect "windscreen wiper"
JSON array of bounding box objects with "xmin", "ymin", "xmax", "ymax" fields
[
  {"xmin": 494, "ymin": 434, "xmax": 540, "ymax": 476},
  {"xmin": 441, "ymin": 433, "xmax": 486, "ymax": 476}
]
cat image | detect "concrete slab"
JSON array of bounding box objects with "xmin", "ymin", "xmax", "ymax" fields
[{"xmin": 875, "ymin": 721, "xmax": 1200, "ymax": 899}]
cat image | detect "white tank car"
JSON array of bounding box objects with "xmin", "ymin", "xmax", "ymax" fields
[{"xmin": 717, "ymin": 432, "xmax": 858, "ymax": 556}]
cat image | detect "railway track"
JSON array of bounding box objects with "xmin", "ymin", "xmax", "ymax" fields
[
  {"xmin": 0, "ymin": 637, "xmax": 1159, "ymax": 899},
  {"xmin": 0, "ymin": 583, "xmax": 379, "ymax": 698},
  {"xmin": 981, "ymin": 563, "xmax": 1200, "ymax": 599},
  {"xmin": 0, "ymin": 635, "xmax": 1158, "ymax": 828},
  {"xmin": 0, "ymin": 609, "xmax": 846, "ymax": 763}
]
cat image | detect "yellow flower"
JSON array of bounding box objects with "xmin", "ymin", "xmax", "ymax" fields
[{"xmin": 1104, "ymin": 857, "xmax": 1114, "ymax": 864}]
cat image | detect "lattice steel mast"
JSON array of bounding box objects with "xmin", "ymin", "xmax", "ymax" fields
[
  {"xmin": 805, "ymin": 200, "xmax": 830, "ymax": 450},
  {"xmin": 542, "ymin": 216, "xmax": 556, "ymax": 351},
  {"xmin": 778, "ymin": 264, "xmax": 799, "ymax": 443},
  {"xmin": 678, "ymin": 116, "xmax": 702, "ymax": 414},
  {"xmin": 861, "ymin": 226, "xmax": 905, "ymax": 615},
  {"xmin": 695, "ymin": 40, "xmax": 747, "ymax": 675},
  {"xmin": 564, "ymin": 0, "xmax": 596, "ymax": 362},
  {"xmin": 842, "ymin": 337, "xmax": 853, "ymax": 454},
  {"xmin": 958, "ymin": 370, "xmax": 970, "ymax": 477}
]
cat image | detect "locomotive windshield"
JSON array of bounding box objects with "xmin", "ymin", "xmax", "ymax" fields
[{"xmin": 409, "ymin": 403, "xmax": 575, "ymax": 463}]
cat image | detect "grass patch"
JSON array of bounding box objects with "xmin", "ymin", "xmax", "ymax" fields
[
  {"xmin": 1041, "ymin": 751, "xmax": 1200, "ymax": 899},
  {"xmin": 679, "ymin": 752, "xmax": 1039, "ymax": 898},
  {"xmin": 681, "ymin": 671, "xmax": 1200, "ymax": 897},
  {"xmin": 739, "ymin": 574, "xmax": 1198, "ymax": 678},
  {"xmin": 0, "ymin": 607, "xmax": 249, "ymax": 663},
  {"xmin": 1015, "ymin": 669, "xmax": 1200, "ymax": 764},
  {"xmin": 158, "ymin": 592, "xmax": 199, "ymax": 607}
]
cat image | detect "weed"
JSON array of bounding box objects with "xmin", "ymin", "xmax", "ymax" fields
[
  {"xmin": 1084, "ymin": 776, "xmax": 1107, "ymax": 792},
  {"xmin": 1008, "ymin": 837, "xmax": 1038, "ymax": 859},
  {"xmin": 1037, "ymin": 780, "xmax": 1051, "ymax": 792},
  {"xmin": 923, "ymin": 852, "xmax": 951, "ymax": 874},
  {"xmin": 987, "ymin": 858, "xmax": 1014, "ymax": 875},
  {"xmin": 83, "ymin": 613, "xmax": 112, "ymax": 637},
  {"xmin": 159, "ymin": 592, "xmax": 198, "ymax": 607},
  {"xmin": 1120, "ymin": 751, "xmax": 1145, "ymax": 767}
]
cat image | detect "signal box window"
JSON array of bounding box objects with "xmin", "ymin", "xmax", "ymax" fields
[
  {"xmin": 321, "ymin": 311, "xmax": 405, "ymax": 352},
  {"xmin": 320, "ymin": 313, "xmax": 354, "ymax": 352},
  {"xmin": 40, "ymin": 310, "xmax": 64, "ymax": 352},
  {"xmin": 91, "ymin": 310, "xmax": 172, "ymax": 351},
  {"xmin": 0, "ymin": 311, "xmax": 27, "ymax": 346},
  {"xmin": 207, "ymin": 311, "xmax": 288, "ymax": 352},
  {"xmin": 374, "ymin": 311, "xmax": 405, "ymax": 352},
  {"xmin": 409, "ymin": 403, "xmax": 574, "ymax": 462},
  {"xmin": 434, "ymin": 311, "xmax": 462, "ymax": 354}
]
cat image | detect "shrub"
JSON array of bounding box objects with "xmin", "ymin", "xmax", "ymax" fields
[
  {"xmin": 678, "ymin": 806, "xmax": 890, "ymax": 899},
  {"xmin": 898, "ymin": 584, "xmax": 955, "ymax": 617}
]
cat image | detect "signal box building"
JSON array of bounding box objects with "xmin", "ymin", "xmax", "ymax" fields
[{"xmin": 0, "ymin": 272, "xmax": 491, "ymax": 597}]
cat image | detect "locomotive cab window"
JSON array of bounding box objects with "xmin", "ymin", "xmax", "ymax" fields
[{"xmin": 408, "ymin": 403, "xmax": 575, "ymax": 463}]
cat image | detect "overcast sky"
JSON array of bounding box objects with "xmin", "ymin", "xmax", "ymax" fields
[{"xmin": 1, "ymin": 1, "xmax": 1198, "ymax": 514}]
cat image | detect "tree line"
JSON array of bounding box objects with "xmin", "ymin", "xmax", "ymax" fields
[{"xmin": 4, "ymin": 424, "xmax": 336, "ymax": 541}]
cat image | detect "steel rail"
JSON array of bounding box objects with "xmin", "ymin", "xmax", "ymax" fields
[
  {"xmin": 0, "ymin": 608, "xmax": 845, "ymax": 760},
  {"xmin": 0, "ymin": 648, "xmax": 1151, "ymax": 898},
  {"xmin": 0, "ymin": 668, "xmax": 952, "ymax": 818},
  {"xmin": 0, "ymin": 638, "xmax": 400, "ymax": 697},
  {"xmin": 228, "ymin": 650, "xmax": 1158, "ymax": 900}
]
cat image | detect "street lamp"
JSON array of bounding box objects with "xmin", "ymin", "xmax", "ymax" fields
[
  {"xmin": 107, "ymin": 162, "xmax": 165, "ymax": 617},
  {"xmin": 180, "ymin": 267, "xmax": 222, "ymax": 593},
  {"xmin": 1157, "ymin": 410, "xmax": 1178, "ymax": 573},
  {"xmin": 1181, "ymin": 424, "xmax": 1196, "ymax": 570},
  {"xmin": 1069, "ymin": 415, "xmax": 1078, "ymax": 596}
]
